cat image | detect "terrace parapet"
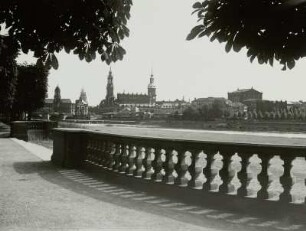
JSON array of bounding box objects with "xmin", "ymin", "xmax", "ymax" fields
[{"xmin": 52, "ymin": 127, "xmax": 306, "ymax": 218}]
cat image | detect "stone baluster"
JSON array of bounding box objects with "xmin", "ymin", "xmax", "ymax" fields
[
  {"xmin": 91, "ymin": 140, "xmax": 98, "ymax": 163},
  {"xmin": 97, "ymin": 141, "xmax": 104, "ymax": 166},
  {"xmin": 108, "ymin": 143, "xmax": 116, "ymax": 170},
  {"xmin": 203, "ymin": 150, "xmax": 214, "ymax": 191},
  {"xmin": 237, "ymin": 153, "xmax": 252, "ymax": 198},
  {"xmin": 174, "ymin": 149, "xmax": 184, "ymax": 185},
  {"xmin": 90, "ymin": 139, "xmax": 95, "ymax": 162},
  {"xmin": 119, "ymin": 144, "xmax": 129, "ymax": 173},
  {"xmin": 102, "ymin": 141, "xmax": 107, "ymax": 166},
  {"xmin": 219, "ymin": 152, "xmax": 231, "ymax": 194},
  {"xmin": 165, "ymin": 150, "xmax": 178, "ymax": 184},
  {"xmin": 135, "ymin": 147, "xmax": 145, "ymax": 178},
  {"xmin": 178, "ymin": 151, "xmax": 192, "ymax": 187},
  {"xmin": 190, "ymin": 151, "xmax": 207, "ymax": 189},
  {"xmin": 290, "ymin": 157, "xmax": 306, "ymax": 204},
  {"xmin": 257, "ymin": 154, "xmax": 270, "ymax": 200},
  {"xmin": 127, "ymin": 145, "xmax": 137, "ymax": 176},
  {"xmin": 210, "ymin": 152, "xmax": 224, "ymax": 192},
  {"xmin": 113, "ymin": 144, "xmax": 122, "ymax": 172},
  {"xmin": 267, "ymin": 155, "xmax": 284, "ymax": 201},
  {"xmin": 102, "ymin": 141, "xmax": 110, "ymax": 169},
  {"xmin": 85, "ymin": 140, "xmax": 91, "ymax": 161},
  {"xmin": 279, "ymin": 155, "xmax": 295, "ymax": 203},
  {"xmin": 153, "ymin": 149, "xmax": 165, "ymax": 182},
  {"xmin": 144, "ymin": 148, "xmax": 155, "ymax": 180},
  {"xmin": 228, "ymin": 153, "xmax": 242, "ymax": 195},
  {"xmin": 246, "ymin": 154, "xmax": 262, "ymax": 198}
]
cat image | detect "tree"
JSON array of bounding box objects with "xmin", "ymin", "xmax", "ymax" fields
[
  {"xmin": 12, "ymin": 64, "xmax": 48, "ymax": 120},
  {"xmin": 198, "ymin": 104, "xmax": 209, "ymax": 120},
  {"xmin": 209, "ymin": 99, "xmax": 223, "ymax": 119},
  {"xmin": 188, "ymin": 1, "xmax": 306, "ymax": 70},
  {"xmin": 0, "ymin": 36, "xmax": 19, "ymax": 118},
  {"xmin": 0, "ymin": 0, "xmax": 132, "ymax": 69},
  {"xmin": 182, "ymin": 106, "xmax": 200, "ymax": 120}
]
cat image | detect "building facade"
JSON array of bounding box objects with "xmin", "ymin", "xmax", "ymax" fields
[
  {"xmin": 100, "ymin": 69, "xmax": 157, "ymax": 113},
  {"xmin": 117, "ymin": 71, "xmax": 157, "ymax": 107},
  {"xmin": 75, "ymin": 89, "xmax": 89, "ymax": 118},
  {"xmin": 228, "ymin": 88, "xmax": 262, "ymax": 103},
  {"xmin": 43, "ymin": 86, "xmax": 75, "ymax": 115}
]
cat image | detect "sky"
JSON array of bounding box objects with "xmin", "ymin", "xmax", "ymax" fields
[{"xmin": 16, "ymin": 0, "xmax": 306, "ymax": 106}]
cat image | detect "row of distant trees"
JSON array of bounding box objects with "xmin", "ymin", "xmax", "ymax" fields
[
  {"xmin": 182, "ymin": 100, "xmax": 306, "ymax": 121},
  {"xmin": 182, "ymin": 101, "xmax": 223, "ymax": 121},
  {"xmin": 244, "ymin": 108, "xmax": 306, "ymax": 121}
]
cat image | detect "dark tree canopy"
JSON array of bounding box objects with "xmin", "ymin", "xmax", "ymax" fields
[
  {"xmin": 12, "ymin": 64, "xmax": 48, "ymax": 120},
  {"xmin": 0, "ymin": 36, "xmax": 18, "ymax": 114},
  {"xmin": 188, "ymin": 0, "xmax": 306, "ymax": 70},
  {"xmin": 0, "ymin": 0, "xmax": 132, "ymax": 69}
]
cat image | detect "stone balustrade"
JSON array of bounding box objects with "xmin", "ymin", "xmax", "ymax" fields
[
  {"xmin": 52, "ymin": 128, "xmax": 306, "ymax": 213},
  {"xmin": 10, "ymin": 121, "xmax": 57, "ymax": 141}
]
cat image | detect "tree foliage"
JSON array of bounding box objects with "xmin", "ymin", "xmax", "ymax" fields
[
  {"xmin": 0, "ymin": 36, "xmax": 18, "ymax": 115},
  {"xmin": 12, "ymin": 64, "xmax": 48, "ymax": 119},
  {"xmin": 188, "ymin": 0, "xmax": 306, "ymax": 70},
  {"xmin": 182, "ymin": 100, "xmax": 224, "ymax": 121},
  {"xmin": 0, "ymin": 0, "xmax": 132, "ymax": 69}
]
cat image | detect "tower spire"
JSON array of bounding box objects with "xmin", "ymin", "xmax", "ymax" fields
[
  {"xmin": 105, "ymin": 68, "xmax": 115, "ymax": 106},
  {"xmin": 148, "ymin": 68, "xmax": 156, "ymax": 105}
]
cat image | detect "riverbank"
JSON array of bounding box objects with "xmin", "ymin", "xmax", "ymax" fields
[{"xmin": 87, "ymin": 119, "xmax": 306, "ymax": 134}]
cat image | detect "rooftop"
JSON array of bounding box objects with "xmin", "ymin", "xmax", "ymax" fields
[{"xmin": 229, "ymin": 88, "xmax": 261, "ymax": 94}]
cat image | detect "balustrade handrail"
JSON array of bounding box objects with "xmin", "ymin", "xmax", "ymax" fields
[
  {"xmin": 52, "ymin": 127, "xmax": 306, "ymax": 207},
  {"xmin": 53, "ymin": 127, "xmax": 306, "ymax": 150}
]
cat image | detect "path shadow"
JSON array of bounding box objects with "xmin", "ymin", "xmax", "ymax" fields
[
  {"xmin": 12, "ymin": 160, "xmax": 306, "ymax": 231},
  {"xmin": 12, "ymin": 160, "xmax": 234, "ymax": 231}
]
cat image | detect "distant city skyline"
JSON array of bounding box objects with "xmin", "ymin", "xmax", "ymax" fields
[{"xmin": 16, "ymin": 0, "xmax": 306, "ymax": 106}]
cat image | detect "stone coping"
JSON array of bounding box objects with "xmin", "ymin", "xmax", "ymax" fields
[{"xmin": 53, "ymin": 127, "xmax": 306, "ymax": 149}]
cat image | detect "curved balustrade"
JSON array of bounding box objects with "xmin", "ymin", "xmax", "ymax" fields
[
  {"xmin": 52, "ymin": 128, "xmax": 306, "ymax": 206},
  {"xmin": 11, "ymin": 121, "xmax": 57, "ymax": 141}
]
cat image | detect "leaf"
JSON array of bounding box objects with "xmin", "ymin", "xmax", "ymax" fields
[
  {"xmin": 250, "ymin": 55, "xmax": 256, "ymax": 63},
  {"xmin": 193, "ymin": 2, "xmax": 202, "ymax": 9},
  {"xmin": 210, "ymin": 33, "xmax": 217, "ymax": 42},
  {"xmin": 186, "ymin": 25, "xmax": 204, "ymax": 40},
  {"xmin": 268, "ymin": 57, "xmax": 273, "ymax": 66},
  {"xmin": 287, "ymin": 59, "xmax": 295, "ymax": 69},
  {"xmin": 198, "ymin": 29, "xmax": 210, "ymax": 38},
  {"xmin": 64, "ymin": 46, "xmax": 71, "ymax": 54},
  {"xmin": 201, "ymin": 1, "xmax": 208, "ymax": 8},
  {"xmin": 233, "ymin": 42, "xmax": 242, "ymax": 52},
  {"xmin": 85, "ymin": 53, "xmax": 92, "ymax": 62},
  {"xmin": 51, "ymin": 54, "xmax": 59, "ymax": 70},
  {"xmin": 225, "ymin": 41, "xmax": 232, "ymax": 53},
  {"xmin": 192, "ymin": 9, "xmax": 201, "ymax": 15},
  {"xmin": 258, "ymin": 56, "xmax": 264, "ymax": 64}
]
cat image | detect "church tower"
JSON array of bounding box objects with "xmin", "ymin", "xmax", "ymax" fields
[
  {"xmin": 105, "ymin": 67, "xmax": 115, "ymax": 105},
  {"xmin": 148, "ymin": 70, "xmax": 156, "ymax": 105},
  {"xmin": 79, "ymin": 88, "xmax": 88, "ymax": 104},
  {"xmin": 53, "ymin": 85, "xmax": 61, "ymax": 112}
]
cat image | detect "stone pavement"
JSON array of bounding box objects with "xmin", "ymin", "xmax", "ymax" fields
[{"xmin": 0, "ymin": 138, "xmax": 305, "ymax": 231}]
